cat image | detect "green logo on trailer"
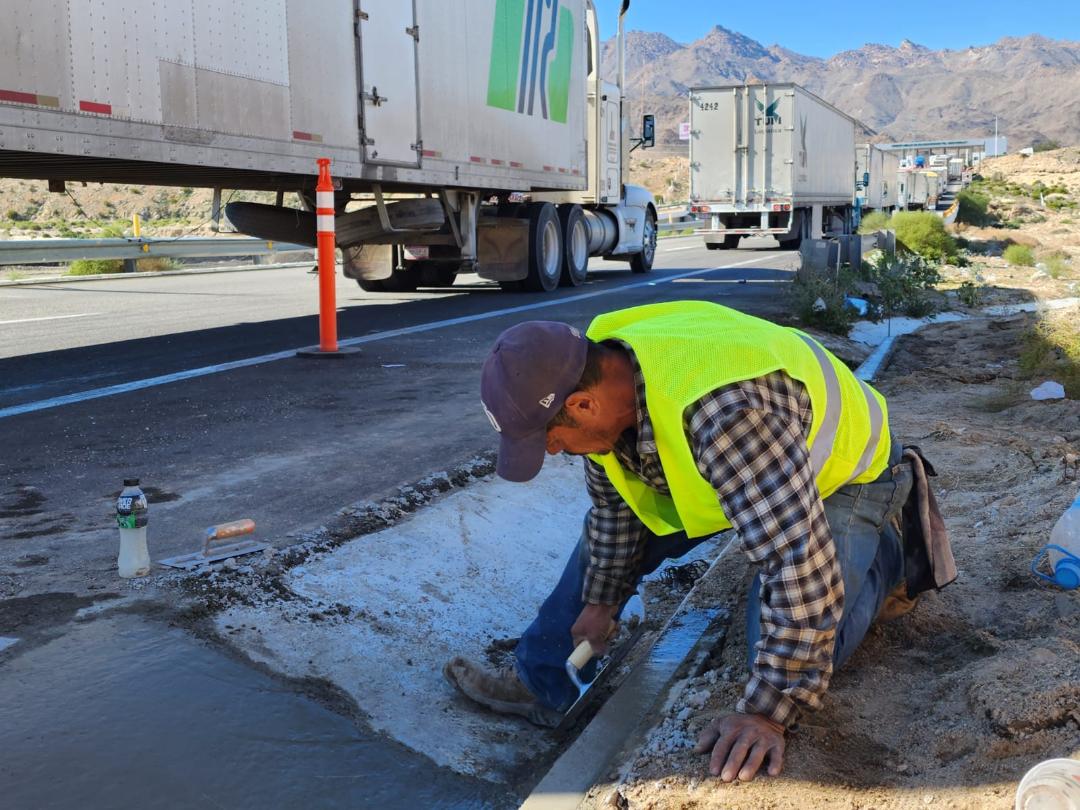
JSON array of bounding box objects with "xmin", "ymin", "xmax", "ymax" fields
[
  {"xmin": 487, "ymin": 0, "xmax": 574, "ymax": 124},
  {"xmin": 755, "ymin": 98, "xmax": 782, "ymax": 127}
]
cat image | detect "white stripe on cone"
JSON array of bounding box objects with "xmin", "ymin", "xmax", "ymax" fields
[
  {"xmin": 316, "ymin": 191, "xmax": 334, "ymax": 209},
  {"xmin": 316, "ymin": 214, "xmax": 334, "ymax": 232}
]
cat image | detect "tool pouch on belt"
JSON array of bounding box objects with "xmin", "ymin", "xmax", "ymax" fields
[{"xmin": 901, "ymin": 445, "xmax": 958, "ymax": 598}]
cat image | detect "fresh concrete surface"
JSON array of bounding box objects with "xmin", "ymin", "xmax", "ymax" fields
[{"xmin": 218, "ymin": 455, "xmax": 590, "ymax": 783}]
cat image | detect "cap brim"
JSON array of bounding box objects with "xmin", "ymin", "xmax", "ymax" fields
[{"xmin": 495, "ymin": 427, "xmax": 548, "ymax": 483}]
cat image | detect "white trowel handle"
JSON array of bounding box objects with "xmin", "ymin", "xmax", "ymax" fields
[
  {"xmin": 568, "ymin": 619, "xmax": 617, "ymax": 671},
  {"xmin": 568, "ymin": 639, "xmax": 596, "ymax": 670}
]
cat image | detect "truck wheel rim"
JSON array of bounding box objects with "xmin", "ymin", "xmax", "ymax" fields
[
  {"xmin": 571, "ymin": 219, "xmax": 588, "ymax": 272},
  {"xmin": 542, "ymin": 219, "xmax": 560, "ymax": 281},
  {"xmin": 643, "ymin": 216, "xmax": 656, "ymax": 263}
]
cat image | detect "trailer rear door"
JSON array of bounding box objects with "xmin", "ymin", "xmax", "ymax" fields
[{"xmin": 357, "ymin": 0, "xmax": 420, "ymax": 167}]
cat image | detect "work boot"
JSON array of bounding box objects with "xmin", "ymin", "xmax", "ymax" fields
[
  {"xmin": 876, "ymin": 581, "xmax": 921, "ymax": 622},
  {"xmin": 443, "ymin": 656, "xmax": 563, "ymax": 728}
]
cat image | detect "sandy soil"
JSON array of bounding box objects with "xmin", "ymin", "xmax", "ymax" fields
[{"xmin": 583, "ymin": 314, "xmax": 1080, "ymax": 810}]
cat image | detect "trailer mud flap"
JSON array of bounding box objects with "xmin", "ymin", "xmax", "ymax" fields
[{"xmin": 476, "ymin": 218, "xmax": 529, "ymax": 282}]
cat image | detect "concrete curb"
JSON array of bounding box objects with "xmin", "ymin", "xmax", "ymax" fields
[
  {"xmin": 520, "ymin": 538, "xmax": 741, "ymax": 810},
  {"xmin": 0, "ymin": 260, "xmax": 316, "ymax": 287}
]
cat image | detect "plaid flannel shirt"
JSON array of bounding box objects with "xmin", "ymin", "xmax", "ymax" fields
[{"xmin": 581, "ymin": 344, "xmax": 845, "ymax": 728}]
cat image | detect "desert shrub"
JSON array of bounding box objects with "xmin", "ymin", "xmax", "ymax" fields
[
  {"xmin": 957, "ymin": 280, "xmax": 983, "ymax": 307},
  {"xmin": 956, "ymin": 188, "xmax": 993, "ymax": 226},
  {"xmin": 788, "ymin": 267, "xmax": 859, "ymax": 336},
  {"xmin": 1019, "ymin": 305, "xmax": 1080, "ymax": 397},
  {"xmin": 1003, "ymin": 244, "xmax": 1035, "ymax": 267},
  {"xmin": 891, "ymin": 211, "xmax": 958, "ymax": 261},
  {"xmin": 861, "ymin": 251, "xmax": 941, "ymax": 319},
  {"xmin": 857, "ymin": 211, "xmax": 890, "ymax": 234},
  {"xmin": 68, "ymin": 259, "xmax": 123, "ymax": 275},
  {"xmin": 1040, "ymin": 250, "xmax": 1071, "ymax": 279},
  {"xmin": 1033, "ymin": 140, "xmax": 1061, "ymax": 153},
  {"xmin": 136, "ymin": 257, "xmax": 177, "ymax": 272}
]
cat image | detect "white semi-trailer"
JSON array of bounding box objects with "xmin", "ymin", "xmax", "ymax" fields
[
  {"xmin": 855, "ymin": 143, "xmax": 900, "ymax": 215},
  {"xmin": 0, "ymin": 0, "xmax": 657, "ymax": 292},
  {"xmin": 897, "ymin": 170, "xmax": 941, "ymax": 211},
  {"xmin": 688, "ymin": 83, "xmax": 856, "ymax": 250}
]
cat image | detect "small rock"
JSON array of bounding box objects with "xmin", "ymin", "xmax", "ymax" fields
[
  {"xmin": 676, "ymin": 707, "xmax": 692, "ymax": 722},
  {"xmin": 222, "ymin": 557, "xmax": 238, "ymax": 570},
  {"xmin": 898, "ymin": 762, "xmax": 910, "ymax": 773}
]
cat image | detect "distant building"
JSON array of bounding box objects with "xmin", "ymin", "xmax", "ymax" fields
[{"xmin": 879, "ymin": 137, "xmax": 1006, "ymax": 165}]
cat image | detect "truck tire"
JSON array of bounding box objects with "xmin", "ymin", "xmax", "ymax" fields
[
  {"xmin": 629, "ymin": 208, "xmax": 657, "ymax": 273},
  {"xmin": 355, "ymin": 246, "xmax": 421, "ymax": 292},
  {"xmin": 558, "ymin": 204, "xmax": 589, "ymax": 287},
  {"xmin": 706, "ymin": 234, "xmax": 739, "ymax": 250},
  {"xmin": 522, "ymin": 202, "xmax": 562, "ymax": 292},
  {"xmin": 418, "ymin": 261, "xmax": 457, "ymax": 288}
]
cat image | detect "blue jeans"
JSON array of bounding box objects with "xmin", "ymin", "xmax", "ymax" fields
[{"xmin": 514, "ymin": 441, "xmax": 912, "ymax": 712}]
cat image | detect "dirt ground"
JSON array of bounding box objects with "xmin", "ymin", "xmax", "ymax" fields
[{"xmin": 583, "ymin": 314, "xmax": 1080, "ymax": 810}]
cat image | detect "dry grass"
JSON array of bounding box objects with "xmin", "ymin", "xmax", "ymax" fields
[{"xmin": 1019, "ymin": 304, "xmax": 1080, "ymax": 397}]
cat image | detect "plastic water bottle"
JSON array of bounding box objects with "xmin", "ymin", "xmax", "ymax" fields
[
  {"xmin": 1015, "ymin": 758, "xmax": 1080, "ymax": 809},
  {"xmin": 116, "ymin": 478, "xmax": 150, "ymax": 578},
  {"xmin": 1031, "ymin": 488, "xmax": 1080, "ymax": 590}
]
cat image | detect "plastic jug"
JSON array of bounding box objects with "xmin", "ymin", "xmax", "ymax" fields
[{"xmin": 1031, "ymin": 489, "xmax": 1080, "ymax": 590}]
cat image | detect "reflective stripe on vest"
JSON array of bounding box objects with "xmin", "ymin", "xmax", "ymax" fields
[{"xmin": 796, "ymin": 334, "xmax": 885, "ymax": 479}]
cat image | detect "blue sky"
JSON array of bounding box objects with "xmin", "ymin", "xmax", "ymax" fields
[{"xmin": 594, "ymin": 0, "xmax": 1080, "ymax": 57}]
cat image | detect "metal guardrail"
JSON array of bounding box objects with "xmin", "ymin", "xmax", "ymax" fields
[
  {"xmin": 0, "ymin": 236, "xmax": 314, "ymax": 266},
  {"xmin": 657, "ymin": 205, "xmax": 697, "ymax": 234}
]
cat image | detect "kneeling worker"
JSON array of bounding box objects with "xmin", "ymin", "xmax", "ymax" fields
[{"xmin": 445, "ymin": 300, "xmax": 952, "ymax": 782}]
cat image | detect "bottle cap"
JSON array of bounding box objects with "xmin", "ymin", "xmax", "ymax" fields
[{"xmin": 123, "ymin": 478, "xmax": 140, "ymax": 487}]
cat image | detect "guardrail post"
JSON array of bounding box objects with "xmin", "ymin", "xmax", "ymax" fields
[{"xmin": 297, "ymin": 158, "xmax": 356, "ymax": 359}]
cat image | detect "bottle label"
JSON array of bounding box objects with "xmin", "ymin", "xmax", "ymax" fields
[{"xmin": 116, "ymin": 494, "xmax": 148, "ymax": 529}]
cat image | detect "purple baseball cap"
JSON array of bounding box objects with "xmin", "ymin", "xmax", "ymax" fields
[{"xmin": 481, "ymin": 321, "xmax": 589, "ymax": 482}]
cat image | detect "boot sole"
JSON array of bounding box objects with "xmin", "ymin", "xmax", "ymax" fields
[{"xmin": 442, "ymin": 661, "xmax": 563, "ymax": 729}]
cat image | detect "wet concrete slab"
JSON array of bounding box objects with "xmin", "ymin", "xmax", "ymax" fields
[
  {"xmin": 218, "ymin": 455, "xmax": 592, "ymax": 785},
  {"xmin": 0, "ymin": 612, "xmax": 505, "ymax": 809}
]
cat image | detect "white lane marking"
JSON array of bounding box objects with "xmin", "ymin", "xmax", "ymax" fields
[
  {"xmin": 0, "ymin": 313, "xmax": 98, "ymax": 326},
  {"xmin": 660, "ymin": 245, "xmax": 700, "ymax": 252},
  {"xmin": 0, "ymin": 255, "xmax": 781, "ymax": 420}
]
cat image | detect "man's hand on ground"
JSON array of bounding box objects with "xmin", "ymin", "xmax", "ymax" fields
[
  {"xmin": 570, "ymin": 602, "xmax": 619, "ymax": 655},
  {"xmin": 694, "ymin": 712, "xmax": 786, "ymax": 782}
]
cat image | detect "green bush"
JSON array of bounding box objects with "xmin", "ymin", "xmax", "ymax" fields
[
  {"xmin": 956, "ymin": 188, "xmax": 993, "ymax": 226},
  {"xmin": 1040, "ymin": 250, "xmax": 1071, "ymax": 279},
  {"xmin": 788, "ymin": 268, "xmax": 859, "ymax": 336},
  {"xmin": 68, "ymin": 259, "xmax": 123, "ymax": 275},
  {"xmin": 957, "ymin": 280, "xmax": 982, "ymax": 307},
  {"xmin": 1033, "ymin": 140, "xmax": 1061, "ymax": 153},
  {"xmin": 891, "ymin": 211, "xmax": 958, "ymax": 261},
  {"xmin": 1003, "ymin": 244, "xmax": 1035, "ymax": 267},
  {"xmin": 861, "ymin": 252, "xmax": 941, "ymax": 319},
  {"xmin": 857, "ymin": 211, "xmax": 890, "ymax": 234}
]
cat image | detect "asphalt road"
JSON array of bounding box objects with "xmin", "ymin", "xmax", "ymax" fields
[{"xmin": 0, "ymin": 236, "xmax": 798, "ymax": 596}]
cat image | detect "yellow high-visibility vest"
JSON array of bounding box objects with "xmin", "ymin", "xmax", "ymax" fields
[{"xmin": 587, "ymin": 301, "xmax": 890, "ymax": 538}]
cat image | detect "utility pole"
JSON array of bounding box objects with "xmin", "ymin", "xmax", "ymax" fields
[{"xmin": 994, "ymin": 115, "xmax": 999, "ymax": 156}]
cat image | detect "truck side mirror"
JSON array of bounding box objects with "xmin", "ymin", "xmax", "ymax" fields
[{"xmin": 641, "ymin": 114, "xmax": 655, "ymax": 149}]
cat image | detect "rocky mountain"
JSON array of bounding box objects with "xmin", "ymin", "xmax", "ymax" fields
[{"xmin": 603, "ymin": 27, "xmax": 1080, "ymax": 147}]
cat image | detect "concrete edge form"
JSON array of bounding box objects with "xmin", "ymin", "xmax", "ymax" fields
[
  {"xmin": 519, "ymin": 539, "xmax": 741, "ymax": 810},
  {"xmin": 0, "ymin": 261, "xmax": 316, "ymax": 287},
  {"xmin": 855, "ymin": 335, "xmax": 898, "ymax": 382}
]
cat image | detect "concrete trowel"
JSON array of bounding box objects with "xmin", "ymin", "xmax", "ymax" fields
[{"xmin": 557, "ymin": 591, "xmax": 645, "ymax": 732}]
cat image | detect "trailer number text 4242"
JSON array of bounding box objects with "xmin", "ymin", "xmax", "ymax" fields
[{"xmin": 696, "ymin": 102, "xmax": 720, "ymax": 111}]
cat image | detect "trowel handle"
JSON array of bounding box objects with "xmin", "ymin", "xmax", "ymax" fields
[
  {"xmin": 203, "ymin": 519, "xmax": 256, "ymax": 553},
  {"xmin": 568, "ymin": 620, "xmax": 617, "ymax": 670},
  {"xmin": 568, "ymin": 639, "xmax": 595, "ymax": 670}
]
